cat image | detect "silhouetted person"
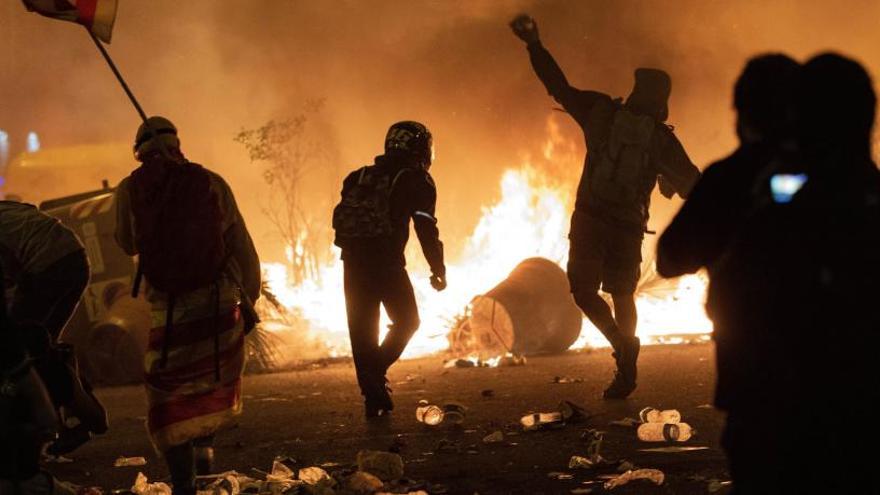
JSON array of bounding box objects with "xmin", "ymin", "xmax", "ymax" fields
[
  {"xmin": 663, "ymin": 53, "xmax": 880, "ymax": 492},
  {"xmin": 334, "ymin": 121, "xmax": 446, "ymax": 418},
  {"xmin": 115, "ymin": 117, "xmax": 261, "ymax": 495},
  {"xmin": 0, "ymin": 263, "xmax": 60, "ymax": 494},
  {"xmin": 510, "ymin": 14, "xmax": 699, "ymax": 398},
  {"xmin": 0, "ymin": 200, "xmax": 107, "ymax": 456}
]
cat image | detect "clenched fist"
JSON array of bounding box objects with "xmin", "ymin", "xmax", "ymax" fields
[{"xmin": 510, "ymin": 14, "xmax": 539, "ymax": 44}]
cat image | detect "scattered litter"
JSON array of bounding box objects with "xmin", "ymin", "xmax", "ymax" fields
[
  {"xmin": 416, "ymin": 400, "xmax": 467, "ymax": 426},
  {"xmin": 639, "ymin": 407, "xmax": 681, "ymax": 424},
  {"xmin": 481, "ymin": 389, "xmax": 495, "ymax": 398},
  {"xmin": 114, "ymin": 456, "xmax": 147, "ymax": 467},
  {"xmin": 637, "ymin": 422, "xmax": 694, "ymax": 442},
  {"xmin": 568, "ymin": 455, "xmax": 594, "ymax": 469},
  {"xmin": 268, "ymin": 460, "xmax": 295, "ymax": 482},
  {"xmin": 298, "ymin": 466, "xmax": 331, "ymax": 485},
  {"xmin": 582, "ymin": 429, "xmax": 604, "ymax": 462},
  {"xmin": 608, "ymin": 417, "xmax": 641, "ymax": 428},
  {"xmin": 465, "ymin": 444, "xmax": 480, "ymax": 455},
  {"xmin": 444, "ymin": 358, "xmax": 476, "ymax": 368},
  {"xmin": 435, "ymin": 439, "xmax": 460, "ymax": 454},
  {"xmin": 416, "ymin": 400, "xmax": 444, "ymax": 426},
  {"xmin": 553, "ymin": 376, "xmax": 584, "ymax": 384},
  {"xmin": 521, "ymin": 411, "xmax": 564, "ymax": 431},
  {"xmin": 131, "ymin": 472, "xmax": 171, "ymax": 495},
  {"xmin": 603, "ymin": 469, "xmax": 665, "ymax": 490},
  {"xmin": 482, "ymin": 431, "xmax": 504, "ymax": 443},
  {"xmin": 639, "ymin": 446, "xmax": 709, "ymax": 453},
  {"xmin": 559, "ymin": 401, "xmax": 589, "ymax": 423},
  {"xmin": 708, "ymin": 479, "xmax": 733, "ymax": 492},
  {"xmin": 389, "ymin": 435, "xmax": 407, "ymax": 453},
  {"xmin": 498, "ymin": 355, "xmax": 526, "ymax": 367},
  {"xmin": 357, "ymin": 450, "xmax": 404, "ymax": 481},
  {"xmin": 44, "ymin": 455, "xmax": 74, "ymax": 464},
  {"xmin": 547, "ymin": 472, "xmax": 575, "ymax": 480},
  {"xmin": 616, "ymin": 460, "xmax": 636, "ymax": 472},
  {"xmin": 347, "ymin": 471, "xmax": 384, "ymax": 493},
  {"xmin": 697, "ymin": 404, "xmax": 714, "ymax": 409},
  {"xmin": 570, "ymin": 489, "xmax": 593, "ymax": 494}
]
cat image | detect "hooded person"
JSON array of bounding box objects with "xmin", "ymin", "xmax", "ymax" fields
[
  {"xmin": 333, "ymin": 120, "xmax": 446, "ymax": 419},
  {"xmin": 114, "ymin": 116, "xmax": 261, "ymax": 495},
  {"xmin": 510, "ymin": 14, "xmax": 700, "ymax": 399}
]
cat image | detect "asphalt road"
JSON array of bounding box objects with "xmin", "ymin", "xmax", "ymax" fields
[{"xmin": 49, "ymin": 343, "xmax": 731, "ymax": 494}]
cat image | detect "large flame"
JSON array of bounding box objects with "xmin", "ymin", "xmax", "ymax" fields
[{"xmin": 262, "ymin": 163, "xmax": 712, "ymax": 359}]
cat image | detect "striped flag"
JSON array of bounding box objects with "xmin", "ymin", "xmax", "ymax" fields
[{"xmin": 22, "ymin": 0, "xmax": 118, "ymax": 43}]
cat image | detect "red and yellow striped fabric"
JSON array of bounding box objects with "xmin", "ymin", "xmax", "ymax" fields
[
  {"xmin": 22, "ymin": 0, "xmax": 118, "ymax": 43},
  {"xmin": 144, "ymin": 301, "xmax": 245, "ymax": 451}
]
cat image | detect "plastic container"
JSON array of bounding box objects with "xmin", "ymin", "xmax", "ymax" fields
[
  {"xmin": 637, "ymin": 422, "xmax": 694, "ymax": 442},
  {"xmin": 520, "ymin": 411, "xmax": 564, "ymax": 430},
  {"xmin": 415, "ymin": 400, "xmax": 444, "ymax": 426},
  {"xmin": 638, "ymin": 407, "xmax": 682, "ymax": 424}
]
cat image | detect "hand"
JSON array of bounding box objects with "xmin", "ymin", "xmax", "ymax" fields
[
  {"xmin": 658, "ymin": 175, "xmax": 675, "ymax": 199},
  {"xmin": 430, "ymin": 274, "xmax": 447, "ymax": 292},
  {"xmin": 509, "ymin": 14, "xmax": 539, "ymax": 44}
]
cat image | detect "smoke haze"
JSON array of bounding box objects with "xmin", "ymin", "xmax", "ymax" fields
[{"xmin": 2, "ymin": 0, "xmax": 878, "ymax": 262}]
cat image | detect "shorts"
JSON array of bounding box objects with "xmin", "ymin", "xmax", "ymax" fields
[{"xmin": 567, "ymin": 210, "xmax": 644, "ymax": 295}]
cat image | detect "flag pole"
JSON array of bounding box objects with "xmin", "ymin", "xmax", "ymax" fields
[{"xmin": 86, "ymin": 30, "xmax": 148, "ymax": 122}]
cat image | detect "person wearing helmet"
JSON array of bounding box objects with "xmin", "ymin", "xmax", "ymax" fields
[
  {"xmin": 511, "ymin": 15, "xmax": 700, "ymax": 399},
  {"xmin": 333, "ymin": 120, "xmax": 446, "ymax": 419},
  {"xmin": 114, "ymin": 116, "xmax": 261, "ymax": 495}
]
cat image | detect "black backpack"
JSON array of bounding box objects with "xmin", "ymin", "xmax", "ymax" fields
[{"xmin": 333, "ymin": 166, "xmax": 408, "ymax": 246}]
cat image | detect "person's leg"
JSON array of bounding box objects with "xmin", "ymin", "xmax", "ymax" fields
[
  {"xmin": 600, "ymin": 226, "xmax": 644, "ymax": 399},
  {"xmin": 378, "ymin": 267, "xmax": 420, "ymax": 373},
  {"xmin": 192, "ymin": 435, "xmax": 215, "ymax": 477},
  {"xmin": 164, "ymin": 442, "xmax": 196, "ymax": 495},
  {"xmin": 343, "ymin": 261, "xmax": 384, "ymax": 413}
]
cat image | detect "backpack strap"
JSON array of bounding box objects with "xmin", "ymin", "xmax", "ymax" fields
[
  {"xmin": 356, "ymin": 166, "xmax": 369, "ymax": 185},
  {"xmin": 390, "ymin": 168, "xmax": 411, "ymax": 191},
  {"xmin": 131, "ymin": 262, "xmax": 144, "ymax": 298}
]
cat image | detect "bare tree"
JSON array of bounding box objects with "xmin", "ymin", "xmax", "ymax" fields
[{"xmin": 234, "ymin": 99, "xmax": 334, "ymax": 284}]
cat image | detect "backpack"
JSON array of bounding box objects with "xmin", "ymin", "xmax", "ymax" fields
[
  {"xmin": 129, "ymin": 156, "xmax": 227, "ymax": 296},
  {"xmin": 332, "ymin": 166, "xmax": 408, "ymax": 246},
  {"xmin": 589, "ymin": 108, "xmax": 657, "ymax": 206}
]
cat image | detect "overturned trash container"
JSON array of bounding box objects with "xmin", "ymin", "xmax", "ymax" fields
[{"xmin": 467, "ymin": 257, "xmax": 582, "ymax": 355}]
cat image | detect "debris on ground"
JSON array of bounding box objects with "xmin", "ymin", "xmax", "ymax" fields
[
  {"xmin": 559, "ymin": 401, "xmax": 590, "ymax": 423},
  {"xmin": 637, "ymin": 422, "xmax": 695, "ymax": 442},
  {"xmin": 603, "ymin": 469, "xmax": 665, "ymax": 490},
  {"xmin": 131, "ymin": 472, "xmax": 171, "ymax": 495},
  {"xmin": 347, "ymin": 471, "xmax": 384, "ymax": 493},
  {"xmin": 480, "ymin": 389, "xmax": 495, "ymax": 398},
  {"xmin": 356, "ymin": 450, "xmax": 404, "ymax": 481},
  {"xmin": 482, "ymin": 430, "xmax": 504, "ymax": 443},
  {"xmin": 298, "ymin": 466, "xmax": 332, "ymax": 485},
  {"xmin": 570, "ymin": 488, "xmax": 593, "ymax": 494},
  {"xmin": 498, "ymin": 354, "xmax": 526, "ymax": 367},
  {"xmin": 568, "ymin": 455, "xmax": 595, "ymax": 469},
  {"xmin": 522, "ymin": 401, "xmax": 590, "ymax": 431},
  {"xmin": 708, "ymin": 479, "xmax": 733, "ymax": 492},
  {"xmin": 114, "ymin": 456, "xmax": 147, "ymax": 467},
  {"xmin": 547, "ymin": 472, "xmax": 575, "ymax": 480},
  {"xmin": 638, "ymin": 446, "xmax": 709, "ymax": 453},
  {"xmin": 608, "ymin": 417, "xmax": 641, "ymax": 428},
  {"xmin": 552, "ymin": 376, "xmax": 584, "ymax": 384},
  {"xmin": 44, "ymin": 455, "xmax": 74, "ymax": 464},
  {"xmin": 639, "ymin": 407, "xmax": 682, "ymax": 424},
  {"xmin": 435, "ymin": 439, "xmax": 460, "ymax": 454},
  {"xmin": 582, "ymin": 429, "xmax": 604, "ymax": 461},
  {"xmin": 416, "ymin": 400, "xmax": 444, "ymax": 426}
]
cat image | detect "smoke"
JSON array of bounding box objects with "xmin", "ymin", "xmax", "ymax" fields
[{"xmin": 1, "ymin": 0, "xmax": 879, "ymax": 262}]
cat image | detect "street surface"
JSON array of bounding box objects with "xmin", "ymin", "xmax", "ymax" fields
[{"xmin": 50, "ymin": 343, "xmax": 730, "ymax": 494}]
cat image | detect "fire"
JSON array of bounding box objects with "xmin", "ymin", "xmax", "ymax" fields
[{"xmin": 262, "ymin": 164, "xmax": 713, "ymax": 359}]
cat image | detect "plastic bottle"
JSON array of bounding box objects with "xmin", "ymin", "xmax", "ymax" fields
[
  {"xmin": 520, "ymin": 411, "xmax": 564, "ymax": 430},
  {"xmin": 638, "ymin": 407, "xmax": 681, "ymax": 424},
  {"xmin": 415, "ymin": 400, "xmax": 444, "ymax": 426},
  {"xmin": 637, "ymin": 422, "xmax": 694, "ymax": 442}
]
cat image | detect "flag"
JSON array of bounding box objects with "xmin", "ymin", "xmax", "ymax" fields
[{"xmin": 22, "ymin": 0, "xmax": 118, "ymax": 43}]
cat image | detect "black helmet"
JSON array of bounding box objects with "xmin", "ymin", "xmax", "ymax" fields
[
  {"xmin": 384, "ymin": 121, "xmax": 433, "ymax": 169},
  {"xmin": 134, "ymin": 116, "xmax": 179, "ymax": 158}
]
